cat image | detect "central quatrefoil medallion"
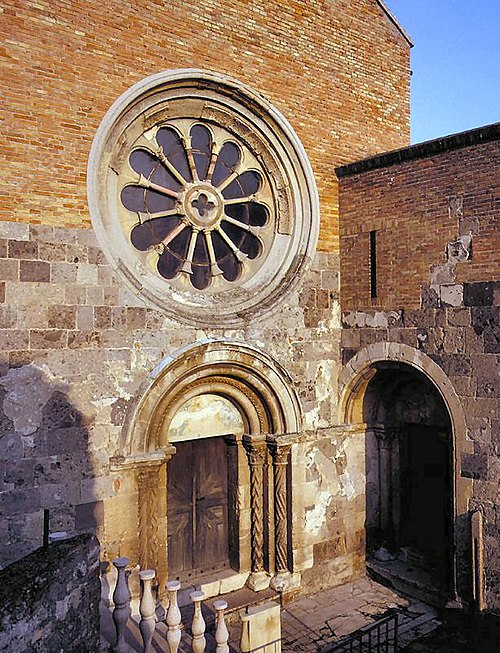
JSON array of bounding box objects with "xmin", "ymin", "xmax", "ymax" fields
[{"xmin": 184, "ymin": 185, "xmax": 223, "ymax": 229}]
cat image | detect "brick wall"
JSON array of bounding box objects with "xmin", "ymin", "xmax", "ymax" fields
[
  {"xmin": 338, "ymin": 126, "xmax": 500, "ymax": 309},
  {"xmin": 1, "ymin": 0, "xmax": 410, "ymax": 252}
]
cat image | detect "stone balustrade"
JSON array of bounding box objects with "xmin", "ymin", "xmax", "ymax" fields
[{"xmin": 110, "ymin": 557, "xmax": 281, "ymax": 652}]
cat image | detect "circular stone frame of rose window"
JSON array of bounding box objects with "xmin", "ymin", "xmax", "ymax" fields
[{"xmin": 88, "ymin": 69, "xmax": 319, "ymax": 327}]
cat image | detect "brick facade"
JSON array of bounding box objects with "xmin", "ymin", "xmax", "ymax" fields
[
  {"xmin": 1, "ymin": 0, "xmax": 410, "ymax": 251},
  {"xmin": 338, "ymin": 125, "xmax": 500, "ymax": 310}
]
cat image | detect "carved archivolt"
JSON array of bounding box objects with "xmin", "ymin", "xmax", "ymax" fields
[{"xmin": 120, "ymin": 339, "xmax": 302, "ymax": 456}]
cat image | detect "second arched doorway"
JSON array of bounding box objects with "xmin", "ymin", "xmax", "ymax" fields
[
  {"xmin": 363, "ymin": 363, "xmax": 453, "ymax": 594},
  {"xmin": 338, "ymin": 343, "xmax": 473, "ymax": 604}
]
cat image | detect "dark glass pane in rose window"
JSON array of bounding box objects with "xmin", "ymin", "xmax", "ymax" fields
[
  {"xmin": 145, "ymin": 189, "xmax": 176, "ymax": 213},
  {"xmin": 167, "ymin": 225, "xmax": 190, "ymax": 260},
  {"xmin": 225, "ymin": 202, "xmax": 268, "ymax": 227},
  {"xmin": 212, "ymin": 142, "xmax": 240, "ymax": 187},
  {"xmin": 192, "ymin": 264, "xmax": 211, "ymax": 290},
  {"xmin": 239, "ymin": 232, "xmax": 262, "ymax": 260},
  {"xmin": 219, "ymin": 251, "xmax": 240, "ymax": 282},
  {"xmin": 121, "ymin": 186, "xmax": 146, "ymax": 213},
  {"xmin": 222, "ymin": 170, "xmax": 261, "ymax": 200},
  {"xmin": 129, "ymin": 149, "xmax": 156, "ymax": 177},
  {"xmin": 212, "ymin": 230, "xmax": 231, "ymax": 262},
  {"xmin": 191, "ymin": 124, "xmax": 212, "ymax": 181},
  {"xmin": 157, "ymin": 249, "xmax": 183, "ymax": 279},
  {"xmin": 151, "ymin": 160, "xmax": 182, "ymax": 192},
  {"xmin": 192, "ymin": 231, "xmax": 209, "ymax": 265},
  {"xmin": 130, "ymin": 216, "xmax": 182, "ymax": 251},
  {"xmin": 220, "ymin": 221, "xmax": 245, "ymax": 249},
  {"xmin": 156, "ymin": 128, "xmax": 192, "ymax": 182}
]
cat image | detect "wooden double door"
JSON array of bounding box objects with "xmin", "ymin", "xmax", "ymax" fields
[{"xmin": 167, "ymin": 437, "xmax": 230, "ymax": 581}]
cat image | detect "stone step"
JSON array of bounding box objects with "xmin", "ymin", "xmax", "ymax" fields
[{"xmin": 367, "ymin": 561, "xmax": 449, "ymax": 608}]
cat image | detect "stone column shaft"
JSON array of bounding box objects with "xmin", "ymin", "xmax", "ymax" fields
[
  {"xmin": 243, "ymin": 434, "xmax": 270, "ymax": 590},
  {"xmin": 269, "ymin": 442, "xmax": 292, "ymax": 575}
]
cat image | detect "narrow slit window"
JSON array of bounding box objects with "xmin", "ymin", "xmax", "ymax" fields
[{"xmin": 370, "ymin": 230, "xmax": 377, "ymax": 299}]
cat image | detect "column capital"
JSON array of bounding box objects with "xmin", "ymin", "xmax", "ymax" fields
[
  {"xmin": 242, "ymin": 434, "xmax": 267, "ymax": 465},
  {"xmin": 268, "ymin": 440, "xmax": 292, "ymax": 465}
]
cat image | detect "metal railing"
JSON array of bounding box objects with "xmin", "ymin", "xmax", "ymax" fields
[{"xmin": 322, "ymin": 613, "xmax": 399, "ymax": 653}]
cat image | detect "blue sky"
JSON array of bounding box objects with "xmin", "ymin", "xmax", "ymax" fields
[{"xmin": 383, "ymin": 0, "xmax": 500, "ymax": 143}]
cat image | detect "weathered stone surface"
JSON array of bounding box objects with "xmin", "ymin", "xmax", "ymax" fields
[
  {"xmin": 19, "ymin": 260, "xmax": 50, "ymax": 283},
  {"xmin": 464, "ymin": 282, "xmax": 495, "ymax": 307},
  {"xmin": 461, "ymin": 452, "xmax": 489, "ymax": 480},
  {"xmin": 0, "ymin": 534, "xmax": 100, "ymax": 653},
  {"xmin": 75, "ymin": 500, "xmax": 105, "ymax": 530},
  {"xmin": 0, "ymin": 364, "xmax": 68, "ymax": 435},
  {"xmin": 8, "ymin": 240, "xmax": 38, "ymax": 259}
]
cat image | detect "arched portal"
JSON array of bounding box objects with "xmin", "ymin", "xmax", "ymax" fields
[
  {"xmin": 363, "ymin": 363, "xmax": 453, "ymax": 592},
  {"xmin": 338, "ymin": 343, "xmax": 473, "ymax": 604},
  {"xmin": 111, "ymin": 339, "xmax": 301, "ymax": 592}
]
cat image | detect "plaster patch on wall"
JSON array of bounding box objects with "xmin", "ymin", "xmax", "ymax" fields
[
  {"xmin": 429, "ymin": 194, "xmax": 477, "ymax": 292},
  {"xmin": 303, "ymin": 406, "xmax": 329, "ymax": 430},
  {"xmin": 315, "ymin": 361, "xmax": 333, "ymax": 404},
  {"xmin": 339, "ymin": 470, "xmax": 356, "ymax": 501},
  {"xmin": 131, "ymin": 341, "xmax": 161, "ymax": 372},
  {"xmin": 88, "ymin": 361, "xmax": 134, "ymax": 414},
  {"xmin": 0, "ymin": 363, "xmax": 68, "ymax": 435},
  {"xmin": 305, "ymin": 490, "xmax": 333, "ymax": 536},
  {"xmin": 342, "ymin": 310, "xmax": 399, "ymax": 328},
  {"xmin": 317, "ymin": 301, "xmax": 342, "ymax": 333}
]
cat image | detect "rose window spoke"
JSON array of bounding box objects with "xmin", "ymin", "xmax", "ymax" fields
[{"xmin": 120, "ymin": 119, "xmax": 271, "ymax": 291}]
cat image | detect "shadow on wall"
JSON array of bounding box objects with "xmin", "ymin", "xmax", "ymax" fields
[{"xmin": 0, "ymin": 362, "xmax": 98, "ymax": 569}]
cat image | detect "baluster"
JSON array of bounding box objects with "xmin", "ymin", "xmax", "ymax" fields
[
  {"xmin": 190, "ymin": 590, "xmax": 206, "ymax": 653},
  {"xmin": 165, "ymin": 580, "xmax": 182, "ymax": 653},
  {"xmin": 139, "ymin": 569, "xmax": 156, "ymax": 653},
  {"xmin": 112, "ymin": 557, "xmax": 131, "ymax": 653},
  {"xmin": 214, "ymin": 600, "xmax": 229, "ymax": 653}
]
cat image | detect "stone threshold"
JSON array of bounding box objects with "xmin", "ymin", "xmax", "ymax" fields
[{"xmin": 367, "ymin": 558, "xmax": 451, "ymax": 609}]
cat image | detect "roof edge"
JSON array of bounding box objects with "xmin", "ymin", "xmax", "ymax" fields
[
  {"xmin": 376, "ymin": 0, "xmax": 413, "ymax": 47},
  {"xmin": 336, "ymin": 122, "xmax": 500, "ymax": 178}
]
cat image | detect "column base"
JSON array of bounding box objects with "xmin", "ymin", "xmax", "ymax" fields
[
  {"xmin": 270, "ymin": 571, "xmax": 301, "ymax": 593},
  {"xmin": 246, "ymin": 571, "xmax": 271, "ymax": 592}
]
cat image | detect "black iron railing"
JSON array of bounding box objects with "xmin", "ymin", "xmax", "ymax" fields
[{"xmin": 322, "ymin": 612, "xmax": 399, "ymax": 653}]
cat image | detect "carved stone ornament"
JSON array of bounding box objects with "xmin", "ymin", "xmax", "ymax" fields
[{"xmin": 88, "ymin": 69, "xmax": 319, "ymax": 327}]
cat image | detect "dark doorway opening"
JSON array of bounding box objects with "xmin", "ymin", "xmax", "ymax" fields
[
  {"xmin": 167, "ymin": 436, "xmax": 232, "ymax": 581},
  {"xmin": 364, "ymin": 363, "xmax": 453, "ymax": 597}
]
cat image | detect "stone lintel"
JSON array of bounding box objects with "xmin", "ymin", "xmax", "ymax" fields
[{"xmin": 109, "ymin": 447, "xmax": 176, "ymax": 471}]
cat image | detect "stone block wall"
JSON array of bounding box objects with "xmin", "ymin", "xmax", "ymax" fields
[
  {"xmin": 0, "ymin": 218, "xmax": 348, "ymax": 586},
  {"xmin": 0, "ymin": 533, "xmax": 100, "ymax": 653},
  {"xmin": 1, "ymin": 0, "xmax": 410, "ymax": 251},
  {"xmin": 337, "ymin": 128, "xmax": 500, "ymax": 610},
  {"xmin": 294, "ymin": 426, "xmax": 366, "ymax": 595}
]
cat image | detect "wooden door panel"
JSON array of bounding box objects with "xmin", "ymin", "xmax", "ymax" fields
[
  {"xmin": 167, "ymin": 441, "xmax": 194, "ymax": 577},
  {"xmin": 167, "ymin": 436, "xmax": 230, "ymax": 579}
]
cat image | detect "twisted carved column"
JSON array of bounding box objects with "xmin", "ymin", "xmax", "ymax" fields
[
  {"xmin": 269, "ymin": 441, "xmax": 292, "ymax": 577},
  {"xmin": 243, "ymin": 434, "xmax": 269, "ymax": 590}
]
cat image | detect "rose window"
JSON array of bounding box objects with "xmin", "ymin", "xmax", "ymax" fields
[
  {"xmin": 120, "ymin": 121, "xmax": 274, "ymax": 291},
  {"xmin": 88, "ymin": 70, "xmax": 318, "ymax": 326}
]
